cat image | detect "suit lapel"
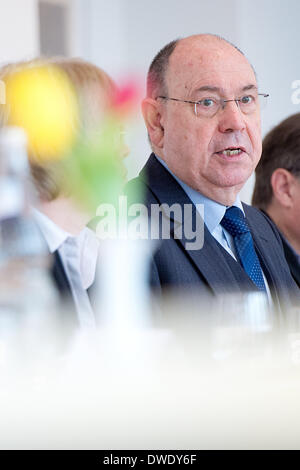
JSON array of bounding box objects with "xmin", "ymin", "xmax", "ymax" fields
[
  {"xmin": 51, "ymin": 250, "xmax": 80, "ymax": 328},
  {"xmin": 51, "ymin": 250, "xmax": 73, "ymax": 300},
  {"xmin": 259, "ymin": 210, "xmax": 300, "ymax": 289},
  {"xmin": 244, "ymin": 205, "xmax": 278, "ymax": 281},
  {"xmin": 281, "ymin": 237, "xmax": 300, "ymax": 287},
  {"xmin": 243, "ymin": 204, "xmax": 284, "ymax": 308},
  {"xmin": 178, "ymin": 224, "xmax": 248, "ymax": 295}
]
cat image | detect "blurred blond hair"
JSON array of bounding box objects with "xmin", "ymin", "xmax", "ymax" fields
[{"xmin": 0, "ymin": 57, "xmax": 116, "ymax": 201}]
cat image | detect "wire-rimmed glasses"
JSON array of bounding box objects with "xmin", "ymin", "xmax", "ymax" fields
[{"xmin": 157, "ymin": 93, "xmax": 269, "ymax": 118}]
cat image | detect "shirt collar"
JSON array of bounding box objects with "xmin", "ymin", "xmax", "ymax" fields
[
  {"xmin": 33, "ymin": 208, "xmax": 100, "ymax": 290},
  {"xmin": 33, "ymin": 208, "xmax": 71, "ymax": 253},
  {"xmin": 155, "ymin": 155, "xmax": 244, "ymax": 233}
]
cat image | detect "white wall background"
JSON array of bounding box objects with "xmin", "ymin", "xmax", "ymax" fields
[
  {"xmin": 1, "ymin": 0, "xmax": 300, "ymax": 202},
  {"xmin": 0, "ymin": 0, "xmax": 39, "ymax": 63}
]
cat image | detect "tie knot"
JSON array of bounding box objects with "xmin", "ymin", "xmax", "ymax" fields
[{"xmin": 220, "ymin": 206, "xmax": 249, "ymax": 236}]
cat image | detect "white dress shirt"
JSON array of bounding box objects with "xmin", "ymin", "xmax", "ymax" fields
[{"xmin": 33, "ymin": 209, "xmax": 99, "ymax": 328}]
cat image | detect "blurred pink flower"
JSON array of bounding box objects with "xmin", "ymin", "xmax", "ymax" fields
[{"xmin": 111, "ymin": 80, "xmax": 141, "ymax": 115}]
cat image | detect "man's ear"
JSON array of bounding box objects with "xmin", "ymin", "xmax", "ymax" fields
[
  {"xmin": 271, "ymin": 168, "xmax": 294, "ymax": 208},
  {"xmin": 141, "ymin": 98, "xmax": 164, "ymax": 148}
]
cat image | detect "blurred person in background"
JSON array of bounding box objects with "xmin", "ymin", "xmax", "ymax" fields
[
  {"xmin": 0, "ymin": 58, "xmax": 127, "ymax": 327},
  {"xmin": 127, "ymin": 34, "xmax": 300, "ymax": 311},
  {"xmin": 252, "ymin": 113, "xmax": 300, "ymax": 287}
]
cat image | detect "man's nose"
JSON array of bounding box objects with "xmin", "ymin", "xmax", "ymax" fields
[{"xmin": 218, "ymin": 100, "xmax": 246, "ymax": 133}]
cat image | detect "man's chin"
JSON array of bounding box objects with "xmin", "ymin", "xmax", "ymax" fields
[{"xmin": 213, "ymin": 166, "xmax": 253, "ymax": 189}]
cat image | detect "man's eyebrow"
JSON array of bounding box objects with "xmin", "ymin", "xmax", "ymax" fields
[
  {"xmin": 195, "ymin": 86, "xmax": 221, "ymax": 93},
  {"xmin": 242, "ymin": 84, "xmax": 258, "ymax": 92},
  {"xmin": 194, "ymin": 84, "xmax": 258, "ymax": 94}
]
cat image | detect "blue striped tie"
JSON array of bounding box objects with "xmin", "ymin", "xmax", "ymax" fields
[{"xmin": 220, "ymin": 207, "xmax": 266, "ymax": 292}]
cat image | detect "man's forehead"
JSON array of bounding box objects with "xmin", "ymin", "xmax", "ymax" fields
[
  {"xmin": 167, "ymin": 39, "xmax": 256, "ymax": 92},
  {"xmin": 171, "ymin": 35, "xmax": 245, "ymax": 62}
]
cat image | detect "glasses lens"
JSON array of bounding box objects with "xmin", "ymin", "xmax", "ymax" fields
[
  {"xmin": 195, "ymin": 99, "xmax": 219, "ymax": 117},
  {"xmin": 238, "ymin": 94, "xmax": 268, "ymax": 114},
  {"xmin": 238, "ymin": 95, "xmax": 258, "ymax": 114}
]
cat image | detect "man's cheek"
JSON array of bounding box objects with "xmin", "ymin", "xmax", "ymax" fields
[{"xmin": 250, "ymin": 126, "xmax": 262, "ymax": 158}]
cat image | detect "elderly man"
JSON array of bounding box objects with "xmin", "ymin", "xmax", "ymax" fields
[
  {"xmin": 127, "ymin": 34, "xmax": 299, "ymax": 309},
  {"xmin": 252, "ymin": 113, "xmax": 300, "ymax": 287}
]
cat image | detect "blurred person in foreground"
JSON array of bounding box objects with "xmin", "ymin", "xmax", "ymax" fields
[
  {"xmin": 126, "ymin": 34, "xmax": 299, "ymax": 311},
  {"xmin": 252, "ymin": 113, "xmax": 300, "ymax": 287},
  {"xmin": 0, "ymin": 58, "xmax": 127, "ymax": 327}
]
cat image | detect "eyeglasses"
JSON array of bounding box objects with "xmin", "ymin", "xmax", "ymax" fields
[{"xmin": 157, "ymin": 93, "xmax": 269, "ymax": 118}]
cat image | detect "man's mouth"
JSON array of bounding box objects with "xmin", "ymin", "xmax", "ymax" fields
[{"xmin": 216, "ymin": 147, "xmax": 245, "ymax": 156}]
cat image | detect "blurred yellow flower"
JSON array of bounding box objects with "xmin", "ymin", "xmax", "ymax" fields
[{"xmin": 4, "ymin": 65, "xmax": 79, "ymax": 163}]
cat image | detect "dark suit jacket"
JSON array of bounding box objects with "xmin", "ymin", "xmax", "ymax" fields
[
  {"xmin": 50, "ymin": 251, "xmax": 79, "ymax": 328},
  {"xmin": 281, "ymin": 236, "xmax": 300, "ymax": 288},
  {"xmin": 51, "ymin": 250, "xmax": 72, "ymax": 299},
  {"xmin": 51, "ymin": 250, "xmax": 97, "ymax": 327},
  {"xmin": 259, "ymin": 211, "xmax": 300, "ymax": 289},
  {"xmin": 126, "ymin": 154, "xmax": 300, "ymax": 311}
]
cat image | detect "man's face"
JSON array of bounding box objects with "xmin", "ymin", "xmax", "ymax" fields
[{"xmin": 159, "ymin": 37, "xmax": 262, "ymax": 202}]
